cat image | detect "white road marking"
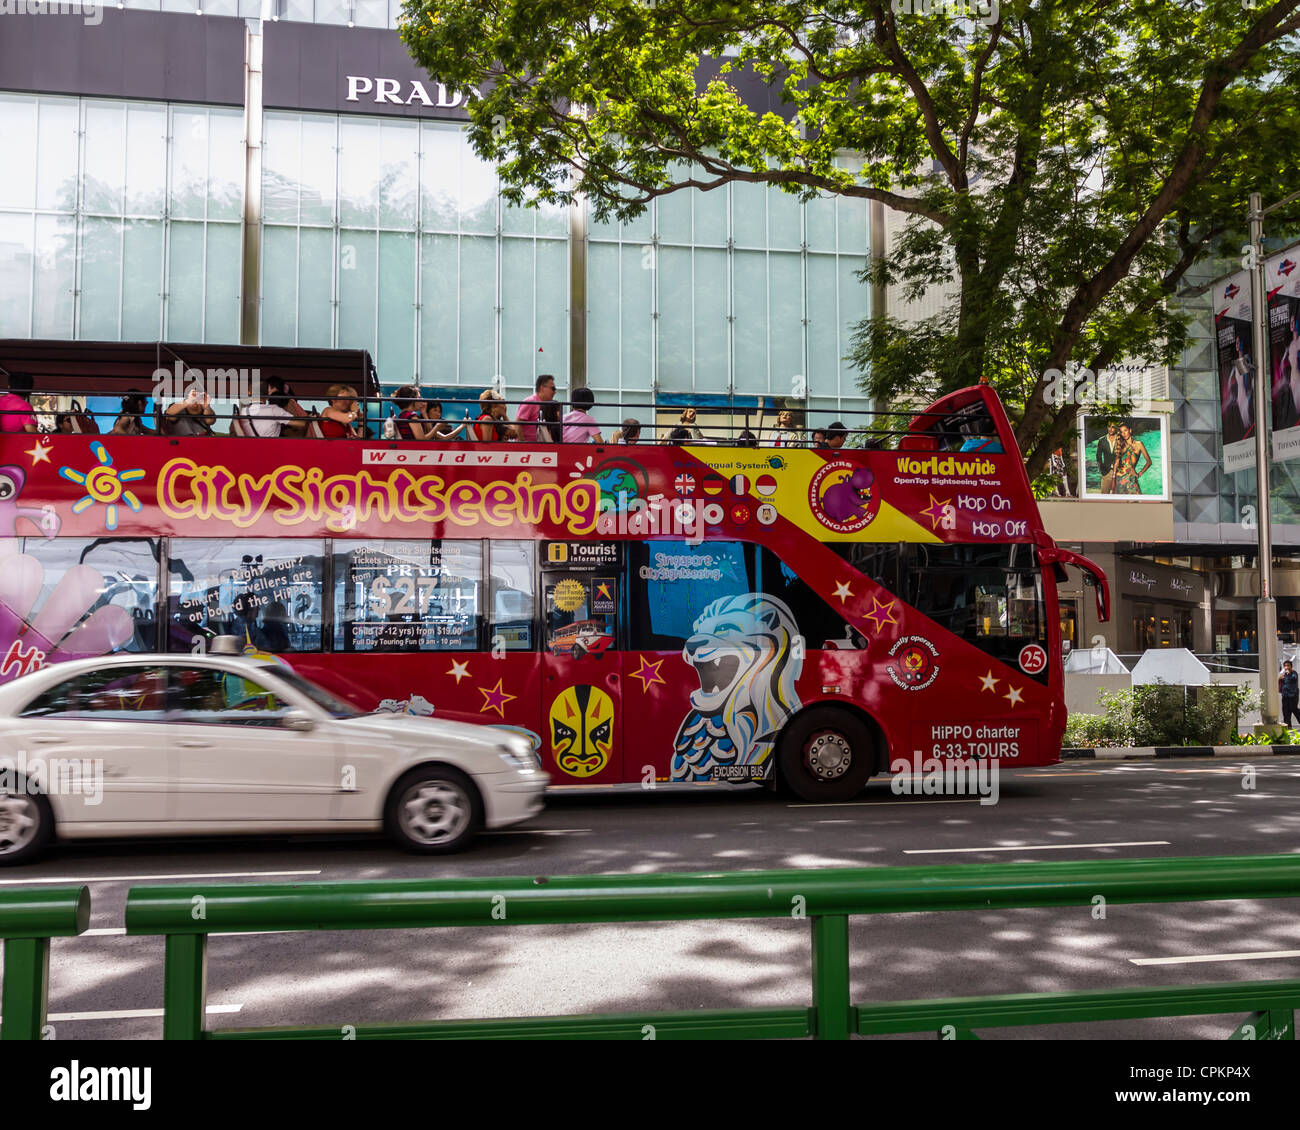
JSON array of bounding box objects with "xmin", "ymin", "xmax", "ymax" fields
[
  {"xmin": 788, "ymin": 799, "xmax": 981, "ymax": 808},
  {"xmin": 1131, "ymin": 949, "xmax": 1300, "ymax": 966},
  {"xmin": 0, "ymin": 869, "xmax": 322, "ymax": 886},
  {"xmin": 903, "ymin": 840, "xmax": 1171, "ymax": 855},
  {"xmin": 486, "ymin": 828, "xmax": 592, "ymax": 835},
  {"xmin": 1, "ymin": 1005, "xmax": 243, "ymax": 1023}
]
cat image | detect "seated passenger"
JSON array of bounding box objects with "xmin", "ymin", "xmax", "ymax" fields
[
  {"xmin": 474, "ymin": 390, "xmax": 519, "ymax": 441},
  {"xmin": 615, "ymin": 418, "xmax": 641, "ymax": 444},
  {"xmin": 246, "ymin": 376, "xmax": 308, "ymax": 437},
  {"xmin": 960, "ymin": 418, "xmax": 1004, "ymax": 453},
  {"xmin": 319, "ymin": 385, "xmax": 362, "ymax": 438},
  {"xmin": 562, "ymin": 387, "xmax": 603, "ymax": 443},
  {"xmin": 736, "ymin": 428, "xmax": 758, "ymax": 448},
  {"xmin": 664, "ymin": 426, "xmax": 691, "ymax": 445},
  {"xmin": 0, "ymin": 372, "xmax": 38, "ymax": 434},
  {"xmin": 771, "ymin": 409, "xmax": 801, "ymax": 447},
  {"xmin": 162, "ymin": 387, "xmax": 216, "ymax": 437},
  {"xmin": 111, "ymin": 390, "xmax": 155, "ymax": 436},
  {"xmin": 826, "ymin": 421, "xmax": 849, "ymax": 450}
]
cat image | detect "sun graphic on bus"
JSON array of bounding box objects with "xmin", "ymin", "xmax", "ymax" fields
[{"xmin": 58, "ymin": 443, "xmax": 146, "ymax": 531}]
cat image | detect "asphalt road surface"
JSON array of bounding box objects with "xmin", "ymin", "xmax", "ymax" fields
[{"xmin": 3, "ymin": 755, "xmax": 1299, "ymax": 1041}]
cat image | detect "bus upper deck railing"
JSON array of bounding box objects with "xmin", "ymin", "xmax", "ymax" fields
[
  {"xmin": 0, "ymin": 387, "xmax": 1010, "ymax": 450},
  {"xmin": 118, "ymin": 853, "xmax": 1300, "ymax": 1040},
  {"xmin": 0, "ymin": 885, "xmax": 91, "ymax": 1041}
]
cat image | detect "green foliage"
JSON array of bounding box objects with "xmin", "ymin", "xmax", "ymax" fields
[
  {"xmin": 1066, "ymin": 683, "xmax": 1258, "ymax": 748},
  {"xmin": 401, "ymin": 1, "xmax": 1300, "ymax": 477},
  {"xmin": 1229, "ymin": 728, "xmax": 1300, "ymax": 746}
]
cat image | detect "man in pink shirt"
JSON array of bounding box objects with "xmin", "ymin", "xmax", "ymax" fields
[
  {"xmin": 0, "ymin": 373, "xmax": 38, "ymax": 433},
  {"xmin": 562, "ymin": 387, "xmax": 603, "ymax": 443},
  {"xmin": 515, "ymin": 373, "xmax": 557, "ymax": 442}
]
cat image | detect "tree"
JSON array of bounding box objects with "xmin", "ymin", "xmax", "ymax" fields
[{"xmin": 400, "ymin": 1, "xmax": 1300, "ymax": 477}]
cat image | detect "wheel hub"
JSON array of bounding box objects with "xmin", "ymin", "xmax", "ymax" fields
[
  {"xmin": 805, "ymin": 731, "xmax": 852, "ymax": 780},
  {"xmin": 399, "ymin": 782, "xmax": 470, "ymax": 845},
  {"xmin": 0, "ymin": 794, "xmax": 38, "ymax": 852}
]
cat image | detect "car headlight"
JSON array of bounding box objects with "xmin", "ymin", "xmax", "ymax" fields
[{"xmin": 499, "ymin": 743, "xmax": 540, "ymax": 772}]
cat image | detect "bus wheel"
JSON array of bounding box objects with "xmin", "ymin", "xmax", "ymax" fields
[
  {"xmin": 777, "ymin": 709, "xmax": 875, "ymax": 803},
  {"xmin": 385, "ymin": 765, "xmax": 482, "ymax": 854},
  {"xmin": 0, "ymin": 783, "xmax": 54, "ymax": 866}
]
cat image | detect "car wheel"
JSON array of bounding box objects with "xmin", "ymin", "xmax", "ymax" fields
[
  {"xmin": 776, "ymin": 708, "xmax": 876, "ymax": 803},
  {"xmin": 0, "ymin": 781, "xmax": 53, "ymax": 866},
  {"xmin": 384, "ymin": 765, "xmax": 482, "ymax": 854}
]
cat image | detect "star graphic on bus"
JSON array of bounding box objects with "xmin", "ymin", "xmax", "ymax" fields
[
  {"xmin": 833, "ymin": 581, "xmax": 854, "ymax": 604},
  {"xmin": 1003, "ymin": 684, "xmax": 1024, "ymax": 707},
  {"xmin": 979, "ymin": 670, "xmax": 999, "ymax": 692},
  {"xmin": 26, "ymin": 439, "xmax": 51, "ymax": 466},
  {"xmin": 58, "ymin": 442, "xmax": 146, "ymax": 532},
  {"xmin": 478, "ymin": 678, "xmax": 516, "ymax": 717},
  {"xmin": 921, "ymin": 494, "xmax": 953, "ymax": 530},
  {"xmin": 447, "ymin": 659, "xmax": 470, "ymax": 684},
  {"xmin": 864, "ymin": 595, "xmax": 897, "ymax": 633},
  {"xmin": 629, "ymin": 655, "xmax": 666, "ymax": 692}
]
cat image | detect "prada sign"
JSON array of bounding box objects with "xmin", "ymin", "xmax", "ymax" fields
[
  {"xmin": 344, "ymin": 75, "xmax": 481, "ymax": 112},
  {"xmin": 1118, "ymin": 562, "xmax": 1205, "ymax": 603}
]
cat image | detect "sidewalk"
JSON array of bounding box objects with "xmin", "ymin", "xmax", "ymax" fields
[{"xmin": 1063, "ymin": 745, "xmax": 1300, "ymax": 760}]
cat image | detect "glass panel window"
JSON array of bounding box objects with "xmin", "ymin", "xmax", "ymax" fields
[
  {"xmin": 332, "ymin": 540, "xmax": 482, "ymax": 651},
  {"xmin": 19, "ymin": 665, "xmax": 170, "ymax": 721},
  {"xmin": 12, "ymin": 537, "xmax": 160, "ymax": 655},
  {"xmin": 905, "ymin": 544, "xmax": 1048, "ymax": 681},
  {"xmin": 489, "ymin": 540, "xmax": 536, "ymax": 650},
  {"xmin": 167, "ymin": 540, "xmax": 326, "ymax": 654},
  {"xmin": 169, "ymin": 666, "xmax": 295, "ymax": 727}
]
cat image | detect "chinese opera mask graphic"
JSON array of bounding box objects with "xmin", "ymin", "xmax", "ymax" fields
[
  {"xmin": 671, "ymin": 593, "xmax": 804, "ymax": 782},
  {"xmin": 550, "ymin": 684, "xmax": 615, "ymax": 777}
]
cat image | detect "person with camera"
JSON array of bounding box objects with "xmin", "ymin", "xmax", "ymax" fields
[{"xmin": 163, "ymin": 385, "xmax": 218, "ymax": 437}]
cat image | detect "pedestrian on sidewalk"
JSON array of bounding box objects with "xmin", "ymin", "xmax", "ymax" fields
[{"xmin": 1279, "ymin": 661, "xmax": 1299, "ymax": 727}]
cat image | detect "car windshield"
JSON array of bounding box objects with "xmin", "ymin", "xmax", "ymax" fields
[{"xmin": 262, "ymin": 667, "xmax": 360, "ymax": 719}]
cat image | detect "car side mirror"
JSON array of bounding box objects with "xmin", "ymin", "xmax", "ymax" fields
[{"xmin": 283, "ymin": 709, "xmax": 316, "ymax": 732}]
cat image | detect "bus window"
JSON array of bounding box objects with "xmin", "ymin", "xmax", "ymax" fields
[
  {"xmin": 17, "ymin": 537, "xmax": 160, "ymax": 652},
  {"xmin": 168, "ymin": 539, "xmax": 325, "ymax": 654},
  {"xmin": 906, "ymin": 544, "xmax": 1048, "ymax": 681},
  {"xmin": 544, "ymin": 576, "xmax": 616, "ymax": 658},
  {"xmin": 489, "ymin": 540, "xmax": 536, "ymax": 651},
  {"xmin": 332, "ymin": 539, "xmax": 482, "ymax": 652}
]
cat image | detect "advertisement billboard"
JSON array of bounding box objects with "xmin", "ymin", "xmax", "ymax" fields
[
  {"xmin": 1079, "ymin": 414, "xmax": 1169, "ymax": 500},
  {"xmin": 1215, "ymin": 270, "xmax": 1257, "ymax": 473}
]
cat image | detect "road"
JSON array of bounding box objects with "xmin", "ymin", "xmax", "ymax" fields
[{"xmin": 3, "ymin": 756, "xmax": 1299, "ymax": 1040}]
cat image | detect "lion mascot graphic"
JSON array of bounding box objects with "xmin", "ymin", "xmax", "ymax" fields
[{"xmin": 671, "ymin": 593, "xmax": 804, "ymax": 782}]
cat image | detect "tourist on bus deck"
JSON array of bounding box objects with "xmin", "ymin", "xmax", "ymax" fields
[
  {"xmin": 563, "ymin": 387, "xmax": 603, "ymax": 443},
  {"xmin": 55, "ymin": 411, "xmax": 76, "ymax": 435},
  {"xmin": 475, "ymin": 390, "xmax": 519, "ymax": 442},
  {"xmin": 246, "ymin": 376, "xmax": 308, "ymax": 437},
  {"xmin": 422, "ymin": 398, "xmax": 470, "ymax": 441},
  {"xmin": 0, "ymin": 372, "xmax": 38, "ymax": 434},
  {"xmin": 826, "ymin": 421, "xmax": 849, "ymax": 449},
  {"xmin": 772, "ymin": 409, "xmax": 801, "ymax": 447},
  {"xmin": 960, "ymin": 417, "xmax": 1004, "ymax": 454},
  {"xmin": 664, "ymin": 426, "xmax": 692, "ymax": 445},
  {"xmin": 538, "ymin": 399, "xmax": 563, "ymax": 443},
  {"xmin": 391, "ymin": 386, "xmax": 468, "ymax": 441},
  {"xmin": 318, "ymin": 384, "xmax": 363, "ymax": 438},
  {"xmin": 679, "ymin": 406, "xmax": 706, "ymax": 441},
  {"xmin": 615, "ymin": 418, "xmax": 641, "ymax": 444},
  {"xmin": 111, "ymin": 390, "xmax": 156, "ymax": 436},
  {"xmin": 516, "ymin": 373, "xmax": 557, "ymax": 441},
  {"xmin": 736, "ymin": 428, "xmax": 758, "ymax": 448},
  {"xmin": 810, "ymin": 428, "xmax": 829, "ymax": 449},
  {"xmin": 163, "ymin": 386, "xmax": 217, "ymax": 437}
]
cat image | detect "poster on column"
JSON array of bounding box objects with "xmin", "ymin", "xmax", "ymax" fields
[
  {"xmin": 1215, "ymin": 270, "xmax": 1257, "ymax": 474},
  {"xmin": 1267, "ymin": 246, "xmax": 1300, "ymax": 463}
]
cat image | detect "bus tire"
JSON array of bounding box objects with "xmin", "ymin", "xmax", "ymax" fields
[
  {"xmin": 0, "ymin": 781, "xmax": 54, "ymax": 866},
  {"xmin": 776, "ymin": 708, "xmax": 875, "ymax": 803},
  {"xmin": 384, "ymin": 765, "xmax": 482, "ymax": 854}
]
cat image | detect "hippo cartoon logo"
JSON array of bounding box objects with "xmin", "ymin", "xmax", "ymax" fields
[{"xmin": 808, "ymin": 461, "xmax": 878, "ymax": 534}]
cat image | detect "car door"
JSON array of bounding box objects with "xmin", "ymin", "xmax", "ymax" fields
[
  {"xmin": 166, "ymin": 663, "xmax": 338, "ymax": 823},
  {"xmin": 9, "ymin": 663, "xmax": 175, "ymax": 823}
]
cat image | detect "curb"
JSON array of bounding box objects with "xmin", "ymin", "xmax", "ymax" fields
[{"xmin": 1062, "ymin": 745, "xmax": 1296, "ymax": 760}]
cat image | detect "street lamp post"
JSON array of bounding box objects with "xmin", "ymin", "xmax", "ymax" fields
[{"xmin": 1248, "ymin": 189, "xmax": 1300, "ymax": 729}]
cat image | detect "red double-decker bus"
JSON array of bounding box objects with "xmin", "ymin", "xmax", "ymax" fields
[{"xmin": 0, "ymin": 383, "xmax": 1107, "ymax": 801}]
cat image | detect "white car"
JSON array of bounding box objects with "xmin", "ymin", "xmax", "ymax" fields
[{"xmin": 0, "ymin": 651, "xmax": 547, "ymax": 864}]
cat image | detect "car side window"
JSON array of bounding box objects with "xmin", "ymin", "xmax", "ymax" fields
[
  {"xmin": 19, "ymin": 667, "xmax": 171, "ymax": 721},
  {"xmin": 169, "ymin": 667, "xmax": 295, "ymax": 728}
]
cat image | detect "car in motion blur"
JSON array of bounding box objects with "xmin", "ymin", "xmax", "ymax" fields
[{"xmin": 0, "ymin": 648, "xmax": 546, "ymax": 863}]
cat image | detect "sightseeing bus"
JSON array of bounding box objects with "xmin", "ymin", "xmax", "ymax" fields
[{"xmin": 0, "ymin": 383, "xmax": 1108, "ymax": 802}]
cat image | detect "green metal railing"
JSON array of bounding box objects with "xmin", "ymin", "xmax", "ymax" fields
[
  {"xmin": 122, "ymin": 854, "xmax": 1300, "ymax": 1040},
  {"xmin": 0, "ymin": 886, "xmax": 90, "ymax": 1040}
]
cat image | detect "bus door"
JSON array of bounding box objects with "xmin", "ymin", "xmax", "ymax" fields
[{"xmin": 539, "ymin": 543, "xmax": 623, "ymax": 785}]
